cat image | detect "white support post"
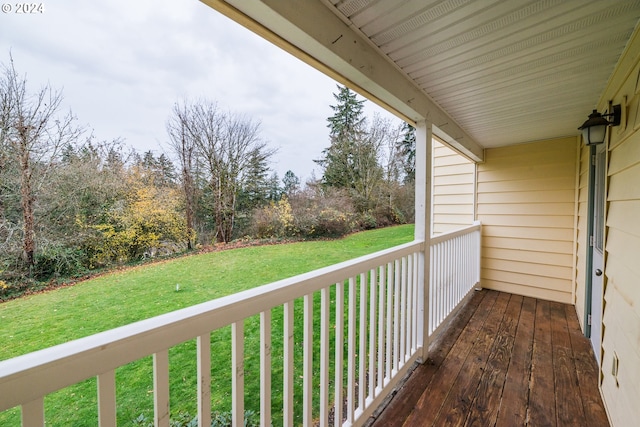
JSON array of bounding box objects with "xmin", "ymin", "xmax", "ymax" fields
[{"xmin": 415, "ymin": 120, "xmax": 432, "ymax": 363}]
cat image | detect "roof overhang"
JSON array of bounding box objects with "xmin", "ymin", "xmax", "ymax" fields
[{"xmin": 201, "ymin": 0, "xmax": 640, "ymax": 163}]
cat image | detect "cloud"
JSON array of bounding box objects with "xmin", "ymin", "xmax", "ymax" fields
[{"xmin": 0, "ymin": 0, "xmax": 399, "ymax": 181}]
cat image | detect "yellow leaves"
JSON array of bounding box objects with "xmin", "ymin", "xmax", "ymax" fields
[
  {"xmin": 84, "ymin": 184, "xmax": 189, "ymax": 265},
  {"xmin": 252, "ymin": 197, "xmax": 297, "ymax": 238}
]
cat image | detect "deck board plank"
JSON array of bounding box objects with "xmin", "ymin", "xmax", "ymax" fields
[
  {"xmin": 494, "ymin": 296, "xmax": 535, "ymax": 427},
  {"xmin": 550, "ymin": 301, "xmax": 587, "ymax": 426},
  {"xmin": 564, "ymin": 304, "xmax": 609, "ymax": 427},
  {"xmin": 430, "ymin": 292, "xmax": 510, "ymax": 426},
  {"xmin": 402, "ymin": 290, "xmax": 499, "ymax": 426},
  {"xmin": 465, "ymin": 294, "xmax": 523, "ymax": 426},
  {"xmin": 527, "ymin": 299, "xmax": 556, "ymax": 426},
  {"xmin": 368, "ymin": 290, "xmax": 486, "ymax": 427},
  {"xmin": 367, "ymin": 290, "xmax": 610, "ymax": 427}
]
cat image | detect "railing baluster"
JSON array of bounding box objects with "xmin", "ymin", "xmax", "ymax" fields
[
  {"xmin": 319, "ymin": 287, "xmax": 329, "ymax": 427},
  {"xmin": 283, "ymin": 301, "xmax": 294, "ymax": 427},
  {"xmin": 260, "ymin": 310, "xmax": 272, "ymax": 427},
  {"xmin": 385, "ymin": 262, "xmax": 393, "ymax": 381},
  {"xmin": 232, "ymin": 321, "xmax": 244, "ymax": 427},
  {"xmin": 443, "ymin": 240, "xmax": 448, "ymax": 323},
  {"xmin": 303, "ymin": 293, "xmax": 313, "ymax": 426},
  {"xmin": 358, "ymin": 272, "xmax": 367, "ymax": 410},
  {"xmin": 347, "ymin": 276, "xmax": 356, "ymax": 424},
  {"xmin": 429, "ymin": 246, "xmax": 435, "ymax": 336},
  {"xmin": 368, "ymin": 268, "xmax": 377, "ymax": 400},
  {"xmin": 444, "ymin": 239, "xmax": 450, "ymax": 320},
  {"xmin": 440, "ymin": 241, "xmax": 445, "ymax": 326},
  {"xmin": 406, "ymin": 255, "xmax": 411, "ymax": 356},
  {"xmin": 153, "ymin": 350, "xmax": 170, "ymax": 427},
  {"xmin": 411, "ymin": 253, "xmax": 418, "ymax": 352},
  {"xmin": 97, "ymin": 370, "xmax": 116, "ymax": 427},
  {"xmin": 408, "ymin": 254, "xmax": 414, "ymax": 356},
  {"xmin": 197, "ymin": 334, "xmax": 211, "ymax": 427},
  {"xmin": 393, "ymin": 259, "xmax": 400, "ymax": 374},
  {"xmin": 21, "ymin": 397, "xmax": 44, "ymax": 427},
  {"xmin": 334, "ymin": 282, "xmax": 344, "ymax": 427},
  {"xmin": 400, "ymin": 257, "xmax": 407, "ymax": 364},
  {"xmin": 377, "ymin": 265, "xmax": 385, "ymax": 392}
]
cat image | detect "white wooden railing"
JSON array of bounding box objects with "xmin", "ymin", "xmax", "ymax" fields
[
  {"xmin": 0, "ymin": 223, "xmax": 481, "ymax": 427},
  {"xmin": 429, "ymin": 221, "xmax": 482, "ymax": 337}
]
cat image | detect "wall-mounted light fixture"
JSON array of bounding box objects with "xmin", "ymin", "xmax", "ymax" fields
[{"xmin": 578, "ymin": 104, "xmax": 621, "ymax": 145}]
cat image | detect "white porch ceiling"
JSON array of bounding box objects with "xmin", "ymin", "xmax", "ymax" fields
[
  {"xmin": 326, "ymin": 0, "xmax": 640, "ymax": 148},
  {"xmin": 204, "ymin": 0, "xmax": 640, "ymax": 155}
]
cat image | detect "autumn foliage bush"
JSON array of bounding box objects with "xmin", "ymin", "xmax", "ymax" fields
[
  {"xmin": 83, "ymin": 186, "xmax": 190, "ymax": 267},
  {"xmin": 251, "ymin": 188, "xmax": 358, "ymax": 239}
]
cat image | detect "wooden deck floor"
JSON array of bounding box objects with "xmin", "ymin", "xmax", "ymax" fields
[{"xmin": 368, "ymin": 289, "xmax": 609, "ymax": 427}]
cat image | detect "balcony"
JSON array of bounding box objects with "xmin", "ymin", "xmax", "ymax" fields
[{"xmin": 0, "ymin": 222, "xmax": 604, "ymax": 426}]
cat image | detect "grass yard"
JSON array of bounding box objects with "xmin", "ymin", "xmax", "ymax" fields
[{"xmin": 0, "ymin": 225, "xmax": 414, "ymax": 426}]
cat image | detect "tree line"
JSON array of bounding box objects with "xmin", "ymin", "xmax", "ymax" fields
[{"xmin": 0, "ymin": 57, "xmax": 415, "ymax": 299}]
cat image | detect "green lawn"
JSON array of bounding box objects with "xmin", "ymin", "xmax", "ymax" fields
[{"xmin": 0, "ymin": 225, "xmax": 414, "ymax": 426}]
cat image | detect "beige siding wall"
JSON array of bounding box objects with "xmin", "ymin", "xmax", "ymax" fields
[
  {"xmin": 476, "ymin": 138, "xmax": 578, "ymax": 304},
  {"xmin": 431, "ymin": 139, "xmax": 475, "ymax": 235},
  {"xmin": 591, "ymin": 26, "xmax": 640, "ymax": 427}
]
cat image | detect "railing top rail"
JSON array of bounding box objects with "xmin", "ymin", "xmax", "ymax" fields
[
  {"xmin": 430, "ymin": 221, "xmax": 481, "ymax": 245},
  {"xmin": 0, "ymin": 240, "xmax": 423, "ymax": 411}
]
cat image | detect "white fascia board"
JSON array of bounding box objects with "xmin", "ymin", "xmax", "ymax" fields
[{"xmin": 202, "ymin": 0, "xmax": 484, "ymax": 162}]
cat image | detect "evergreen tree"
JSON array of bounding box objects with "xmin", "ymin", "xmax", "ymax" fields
[
  {"xmin": 239, "ymin": 147, "xmax": 272, "ymax": 211},
  {"xmin": 316, "ymin": 85, "xmax": 383, "ymax": 211},
  {"xmin": 398, "ymin": 122, "xmax": 416, "ymax": 183},
  {"xmin": 267, "ymin": 172, "xmax": 281, "ymax": 201},
  {"xmin": 315, "ymin": 85, "xmax": 367, "ymax": 189},
  {"xmin": 282, "ymin": 170, "xmax": 300, "ymax": 196},
  {"xmin": 142, "ymin": 150, "xmax": 157, "ymax": 170},
  {"xmin": 156, "ymin": 153, "xmax": 176, "ymax": 186}
]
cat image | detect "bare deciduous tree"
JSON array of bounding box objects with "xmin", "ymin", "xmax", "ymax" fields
[
  {"xmin": 0, "ymin": 56, "xmax": 82, "ymax": 268},
  {"xmin": 167, "ymin": 99, "xmax": 275, "ymax": 243},
  {"xmin": 167, "ymin": 101, "xmax": 198, "ymax": 249}
]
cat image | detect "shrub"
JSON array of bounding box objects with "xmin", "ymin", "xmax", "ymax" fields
[
  {"xmin": 0, "ymin": 276, "xmax": 41, "ymax": 301},
  {"xmin": 251, "ymin": 198, "xmax": 296, "ymax": 238},
  {"xmin": 313, "ymin": 207, "xmax": 353, "ymax": 237},
  {"xmin": 358, "ymin": 212, "xmax": 377, "ymax": 230},
  {"xmin": 32, "ymin": 244, "xmax": 88, "ymax": 280},
  {"xmin": 288, "ymin": 187, "xmax": 357, "ymax": 238},
  {"xmin": 82, "ymin": 186, "xmax": 190, "ymax": 266},
  {"xmin": 251, "ymin": 190, "xmax": 358, "ymax": 239}
]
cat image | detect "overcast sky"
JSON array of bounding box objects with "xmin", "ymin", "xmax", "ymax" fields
[{"xmin": 0, "ymin": 0, "xmax": 400, "ymax": 181}]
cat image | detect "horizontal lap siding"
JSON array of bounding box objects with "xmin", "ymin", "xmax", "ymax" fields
[
  {"xmin": 432, "ymin": 140, "xmax": 475, "ymax": 235},
  {"xmin": 477, "ymin": 138, "xmax": 578, "ymax": 304},
  {"xmin": 585, "ymin": 24, "xmax": 640, "ymax": 427},
  {"xmin": 601, "ymin": 102, "xmax": 640, "ymax": 426}
]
